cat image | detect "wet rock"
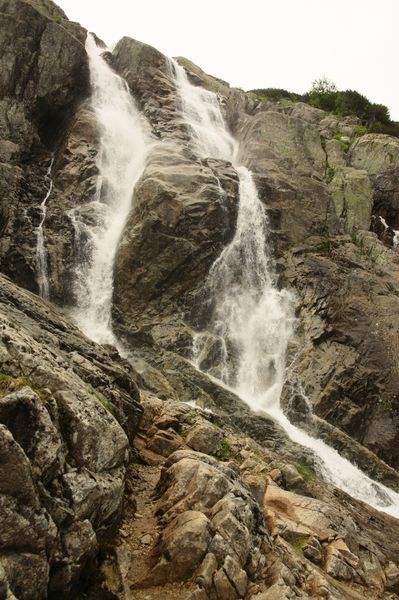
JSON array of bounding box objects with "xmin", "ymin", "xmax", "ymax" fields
[
  {"xmin": 373, "ymin": 167, "xmax": 399, "ymax": 231},
  {"xmin": 0, "ymin": 0, "xmax": 90, "ymax": 296}
]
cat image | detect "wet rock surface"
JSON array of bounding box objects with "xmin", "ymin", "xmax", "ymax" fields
[{"xmin": 0, "ymin": 0, "xmax": 90, "ymax": 298}]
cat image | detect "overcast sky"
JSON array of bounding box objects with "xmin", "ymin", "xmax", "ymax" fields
[{"xmin": 57, "ymin": 0, "xmax": 398, "ymax": 120}]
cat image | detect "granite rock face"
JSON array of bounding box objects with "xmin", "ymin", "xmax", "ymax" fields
[
  {"xmin": 0, "ymin": 274, "xmax": 142, "ymax": 598},
  {"xmin": 0, "ymin": 0, "xmax": 90, "ymax": 298}
]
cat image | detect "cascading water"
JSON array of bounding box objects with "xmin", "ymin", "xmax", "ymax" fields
[
  {"xmin": 378, "ymin": 215, "xmax": 399, "ymax": 247},
  {"xmin": 172, "ymin": 60, "xmax": 237, "ymax": 161},
  {"xmin": 70, "ymin": 34, "xmax": 151, "ymax": 344},
  {"xmin": 36, "ymin": 156, "xmax": 54, "ymax": 300},
  {"xmin": 172, "ymin": 59, "xmax": 399, "ymax": 518}
]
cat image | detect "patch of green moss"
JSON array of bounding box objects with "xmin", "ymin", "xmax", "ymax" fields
[
  {"xmin": 318, "ymin": 238, "xmax": 331, "ymax": 254},
  {"xmin": 326, "ymin": 166, "xmax": 335, "ymax": 183},
  {"xmin": 313, "ymin": 224, "xmax": 329, "ymax": 236},
  {"xmin": 284, "ymin": 531, "xmax": 310, "ymax": 554},
  {"xmin": 294, "ymin": 462, "xmax": 316, "ymax": 482},
  {"xmin": 183, "ymin": 411, "xmax": 198, "ymax": 426},
  {"xmin": 0, "ymin": 373, "xmax": 47, "ymax": 402}
]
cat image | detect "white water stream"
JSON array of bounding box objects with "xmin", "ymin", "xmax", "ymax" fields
[
  {"xmin": 70, "ymin": 34, "xmax": 151, "ymax": 344},
  {"xmin": 378, "ymin": 215, "xmax": 399, "ymax": 248},
  {"xmin": 172, "ymin": 59, "xmax": 399, "ymax": 518},
  {"xmin": 36, "ymin": 156, "xmax": 54, "ymax": 299}
]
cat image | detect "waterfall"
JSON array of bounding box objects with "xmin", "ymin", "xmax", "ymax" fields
[
  {"xmin": 172, "ymin": 59, "xmax": 399, "ymax": 518},
  {"xmin": 70, "ymin": 34, "xmax": 151, "ymax": 345},
  {"xmin": 379, "ymin": 215, "xmax": 399, "ymax": 247},
  {"xmin": 36, "ymin": 156, "xmax": 54, "ymax": 300},
  {"xmin": 172, "ymin": 60, "xmax": 238, "ymax": 161}
]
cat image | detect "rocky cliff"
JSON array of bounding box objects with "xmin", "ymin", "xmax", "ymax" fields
[{"xmin": 1, "ymin": 1, "xmax": 399, "ymax": 599}]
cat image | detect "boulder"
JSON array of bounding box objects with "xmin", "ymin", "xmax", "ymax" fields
[
  {"xmin": 186, "ymin": 422, "xmax": 224, "ymax": 455},
  {"xmin": 140, "ymin": 450, "xmax": 266, "ymax": 595},
  {"xmin": 329, "ymin": 167, "xmax": 373, "ymax": 233},
  {"xmin": 350, "ymin": 134, "xmax": 399, "ymax": 175}
]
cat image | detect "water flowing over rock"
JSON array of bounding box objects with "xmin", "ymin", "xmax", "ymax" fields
[
  {"xmin": 170, "ymin": 57, "xmax": 399, "ymax": 518},
  {"xmin": 69, "ymin": 34, "xmax": 151, "ymax": 345},
  {"xmin": 1, "ymin": 1, "xmax": 399, "ymax": 599},
  {"xmin": 35, "ymin": 156, "xmax": 54, "ymax": 299}
]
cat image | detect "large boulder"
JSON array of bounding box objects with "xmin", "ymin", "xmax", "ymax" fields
[{"xmin": 350, "ymin": 134, "xmax": 399, "ymax": 175}]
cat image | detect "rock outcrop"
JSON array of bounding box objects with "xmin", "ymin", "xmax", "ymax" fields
[
  {"xmin": 0, "ymin": 0, "xmax": 90, "ymax": 298},
  {"xmin": 0, "ymin": 274, "xmax": 142, "ymax": 598}
]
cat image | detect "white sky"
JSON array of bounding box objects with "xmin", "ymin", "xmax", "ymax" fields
[{"xmin": 57, "ymin": 0, "xmax": 399, "ymax": 120}]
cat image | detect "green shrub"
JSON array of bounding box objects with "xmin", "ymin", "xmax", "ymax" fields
[
  {"xmin": 219, "ymin": 437, "xmax": 233, "ymax": 460},
  {"xmin": 249, "ymin": 77, "xmax": 398, "ymax": 138},
  {"xmin": 249, "ymin": 88, "xmax": 304, "ymax": 103}
]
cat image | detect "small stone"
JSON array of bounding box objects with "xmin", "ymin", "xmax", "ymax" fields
[
  {"xmin": 281, "ymin": 464, "xmax": 306, "ymax": 492},
  {"xmin": 141, "ymin": 534, "xmax": 152, "ymax": 545},
  {"xmin": 154, "ymin": 414, "xmax": 180, "ymax": 430},
  {"xmin": 186, "ymin": 587, "xmax": 208, "ymax": 600},
  {"xmin": 303, "ymin": 537, "xmax": 323, "ymax": 564},
  {"xmin": 268, "ymin": 468, "xmax": 282, "ymax": 483},
  {"xmin": 385, "ymin": 561, "xmax": 399, "ymax": 593}
]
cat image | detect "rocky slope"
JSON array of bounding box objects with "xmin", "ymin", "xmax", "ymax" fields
[
  {"xmin": 0, "ymin": 273, "xmax": 143, "ymax": 598},
  {"xmin": 0, "ymin": 1, "xmax": 399, "ymax": 599}
]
